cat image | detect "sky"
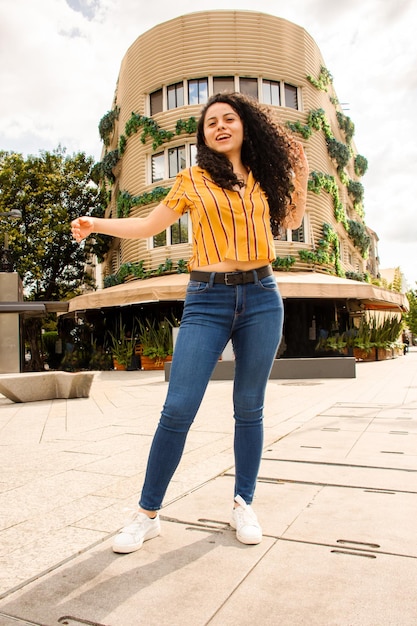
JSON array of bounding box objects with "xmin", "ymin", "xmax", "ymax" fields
[{"xmin": 1, "ymin": 0, "xmax": 416, "ymax": 288}]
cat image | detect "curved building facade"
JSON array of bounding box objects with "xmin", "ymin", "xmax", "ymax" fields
[
  {"xmin": 69, "ymin": 11, "xmax": 408, "ymax": 359},
  {"xmin": 100, "ymin": 10, "xmax": 373, "ymax": 282}
]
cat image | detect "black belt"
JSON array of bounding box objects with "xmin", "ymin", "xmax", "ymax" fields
[{"xmin": 190, "ymin": 265, "xmax": 273, "ymax": 286}]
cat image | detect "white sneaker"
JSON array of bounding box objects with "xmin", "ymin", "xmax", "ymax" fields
[
  {"xmin": 230, "ymin": 495, "xmax": 262, "ymax": 545},
  {"xmin": 112, "ymin": 510, "xmax": 161, "ymax": 553}
]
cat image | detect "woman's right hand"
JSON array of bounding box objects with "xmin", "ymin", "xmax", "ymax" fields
[{"xmin": 71, "ymin": 216, "xmax": 95, "ymax": 243}]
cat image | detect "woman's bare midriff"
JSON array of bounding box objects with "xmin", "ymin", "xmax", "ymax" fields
[{"xmin": 193, "ymin": 259, "xmax": 270, "ymax": 272}]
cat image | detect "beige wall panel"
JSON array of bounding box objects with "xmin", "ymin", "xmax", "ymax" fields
[{"xmin": 121, "ymin": 11, "xmax": 322, "ymax": 92}]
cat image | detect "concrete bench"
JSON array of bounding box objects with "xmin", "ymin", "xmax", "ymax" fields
[
  {"xmin": 0, "ymin": 371, "xmax": 94, "ymax": 403},
  {"xmin": 165, "ymin": 357, "xmax": 356, "ymax": 381}
]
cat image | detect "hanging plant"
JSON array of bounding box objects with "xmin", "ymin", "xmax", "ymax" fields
[
  {"xmin": 336, "ymin": 112, "xmax": 355, "ymax": 143},
  {"xmin": 286, "ymin": 121, "xmax": 313, "ymax": 140},
  {"xmin": 348, "ymin": 219, "xmax": 370, "ymax": 257},
  {"xmin": 103, "ymin": 258, "xmax": 189, "ymax": 287},
  {"xmin": 354, "ymin": 154, "xmax": 368, "ymax": 177},
  {"xmin": 118, "ymin": 134, "xmax": 127, "ymax": 155},
  {"xmin": 175, "ymin": 117, "xmax": 197, "ymax": 135},
  {"xmin": 298, "ymin": 222, "xmax": 343, "ymax": 276},
  {"xmin": 99, "ymin": 107, "xmax": 120, "ymax": 146},
  {"xmin": 326, "ymin": 137, "xmax": 351, "ymax": 171},
  {"xmin": 272, "ymin": 255, "xmax": 296, "ymax": 271},
  {"xmin": 308, "ymin": 108, "xmax": 333, "ymax": 138},
  {"xmin": 347, "ymin": 179, "xmax": 365, "ymax": 210},
  {"xmin": 307, "ymin": 66, "xmax": 333, "ymax": 92},
  {"xmin": 298, "ymin": 222, "xmax": 342, "ymax": 274},
  {"xmin": 176, "ymin": 258, "xmax": 188, "ymax": 273},
  {"xmin": 287, "ymin": 108, "xmax": 332, "ymax": 140},
  {"xmin": 101, "ymin": 150, "xmax": 120, "ymax": 182},
  {"xmin": 124, "ymin": 112, "xmax": 174, "ymax": 149},
  {"xmin": 345, "ymin": 271, "xmax": 370, "ymax": 283},
  {"xmin": 116, "ymin": 187, "xmax": 171, "ymax": 218},
  {"xmin": 308, "ymin": 171, "xmax": 348, "ymax": 228}
]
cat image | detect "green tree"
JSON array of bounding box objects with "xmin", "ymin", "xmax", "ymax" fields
[
  {"xmin": 0, "ymin": 147, "xmax": 109, "ymax": 300},
  {"xmin": 404, "ymin": 289, "xmax": 417, "ymax": 336},
  {"xmin": 0, "ymin": 147, "xmax": 111, "ymax": 369}
]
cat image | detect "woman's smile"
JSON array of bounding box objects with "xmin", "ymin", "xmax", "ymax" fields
[{"xmin": 203, "ymin": 102, "xmax": 244, "ymax": 158}]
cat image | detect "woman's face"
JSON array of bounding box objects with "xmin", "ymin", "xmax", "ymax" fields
[{"xmin": 203, "ymin": 102, "xmax": 244, "ymax": 160}]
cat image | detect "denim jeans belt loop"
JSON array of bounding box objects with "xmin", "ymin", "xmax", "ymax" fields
[{"xmin": 189, "ymin": 265, "xmax": 272, "ymax": 285}]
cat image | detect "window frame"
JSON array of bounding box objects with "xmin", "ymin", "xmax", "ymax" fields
[
  {"xmin": 167, "ymin": 81, "xmax": 185, "ymax": 110},
  {"xmin": 283, "ymin": 83, "xmax": 299, "ymax": 110},
  {"xmin": 188, "ymin": 78, "xmax": 208, "ymax": 105},
  {"xmin": 262, "ymin": 79, "xmax": 281, "ymax": 106},
  {"xmin": 148, "ymin": 76, "xmax": 301, "ymax": 113},
  {"xmin": 274, "ymin": 217, "xmax": 306, "ymax": 243}
]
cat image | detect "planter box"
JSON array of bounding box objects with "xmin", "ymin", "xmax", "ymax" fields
[
  {"xmin": 376, "ymin": 347, "xmax": 393, "ymax": 361},
  {"xmin": 353, "ymin": 347, "xmax": 376, "ymax": 362},
  {"xmin": 141, "ymin": 355, "xmax": 172, "ymax": 371}
]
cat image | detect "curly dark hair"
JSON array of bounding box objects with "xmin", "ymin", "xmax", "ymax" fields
[{"xmin": 196, "ymin": 92, "xmax": 295, "ymax": 235}]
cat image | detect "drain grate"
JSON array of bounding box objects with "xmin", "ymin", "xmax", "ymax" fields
[
  {"xmin": 337, "ymin": 539, "xmax": 380, "ymax": 549},
  {"xmin": 58, "ymin": 617, "xmax": 110, "ymax": 626},
  {"xmin": 331, "ymin": 549, "xmax": 377, "ymax": 558}
]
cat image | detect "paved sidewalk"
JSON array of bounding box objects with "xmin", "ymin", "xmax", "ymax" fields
[{"xmin": 0, "ymin": 350, "xmax": 416, "ymax": 625}]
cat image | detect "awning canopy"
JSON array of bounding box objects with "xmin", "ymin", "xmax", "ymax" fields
[
  {"xmin": 275, "ymin": 272, "xmax": 409, "ymax": 312},
  {"xmin": 67, "ymin": 272, "xmax": 409, "ymax": 313}
]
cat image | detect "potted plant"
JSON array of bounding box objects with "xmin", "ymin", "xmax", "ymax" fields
[
  {"xmin": 108, "ymin": 325, "xmax": 135, "ymax": 370},
  {"xmin": 137, "ymin": 317, "xmax": 174, "ymax": 370}
]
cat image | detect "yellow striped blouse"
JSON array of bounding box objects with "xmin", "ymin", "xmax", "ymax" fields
[{"xmin": 162, "ymin": 166, "xmax": 276, "ymax": 270}]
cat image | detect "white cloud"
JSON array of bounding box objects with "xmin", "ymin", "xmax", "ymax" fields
[{"xmin": 1, "ymin": 0, "xmax": 416, "ymax": 286}]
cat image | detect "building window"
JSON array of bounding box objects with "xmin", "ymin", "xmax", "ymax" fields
[
  {"xmin": 284, "ymin": 83, "xmax": 298, "ymax": 110},
  {"xmin": 150, "ymin": 78, "xmax": 299, "ymax": 113},
  {"xmin": 150, "ymin": 144, "xmax": 195, "ymax": 183},
  {"xmin": 291, "ymin": 222, "xmax": 304, "ymax": 242},
  {"xmin": 153, "ymin": 213, "xmax": 189, "ymax": 248},
  {"xmin": 153, "ymin": 230, "xmax": 167, "ymax": 248},
  {"xmin": 170, "ymin": 213, "xmax": 189, "ymax": 244},
  {"xmin": 188, "ymin": 78, "xmax": 208, "ymax": 105},
  {"xmin": 167, "ymin": 81, "xmax": 184, "ymax": 109},
  {"xmin": 274, "ymin": 219, "xmax": 305, "ymax": 243},
  {"xmin": 168, "ymin": 146, "xmax": 186, "ymax": 178},
  {"xmin": 190, "ymin": 144, "xmax": 197, "ymax": 166},
  {"xmin": 213, "ymin": 76, "xmax": 235, "ymax": 94},
  {"xmin": 239, "ymin": 77, "xmax": 258, "ymax": 99},
  {"xmin": 262, "ymin": 80, "xmax": 280, "ymax": 106},
  {"xmin": 150, "ymin": 89, "xmax": 163, "ymax": 115},
  {"xmin": 151, "ymin": 152, "xmax": 165, "ymax": 182},
  {"xmin": 275, "ymin": 225, "xmax": 288, "ymax": 241}
]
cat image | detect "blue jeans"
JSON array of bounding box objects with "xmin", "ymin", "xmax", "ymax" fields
[{"xmin": 139, "ymin": 270, "xmax": 283, "ymax": 510}]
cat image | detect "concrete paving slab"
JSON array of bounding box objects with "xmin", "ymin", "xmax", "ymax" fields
[
  {"xmin": 208, "ymin": 540, "xmax": 417, "ymax": 626},
  {"xmin": 162, "ymin": 473, "xmax": 322, "ymax": 539},
  {"xmin": 262, "ymin": 403, "xmax": 417, "ymax": 469},
  {"xmin": 281, "ymin": 484, "xmax": 417, "ymax": 557},
  {"xmin": 259, "ymin": 458, "xmax": 417, "ymax": 493},
  {"xmin": 0, "ymin": 351, "xmax": 416, "ymax": 625},
  {"xmin": 0, "ymin": 521, "xmax": 275, "ymax": 626}
]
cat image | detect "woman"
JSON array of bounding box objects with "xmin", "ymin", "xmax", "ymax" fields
[{"xmin": 72, "ymin": 92, "xmax": 308, "ymax": 552}]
